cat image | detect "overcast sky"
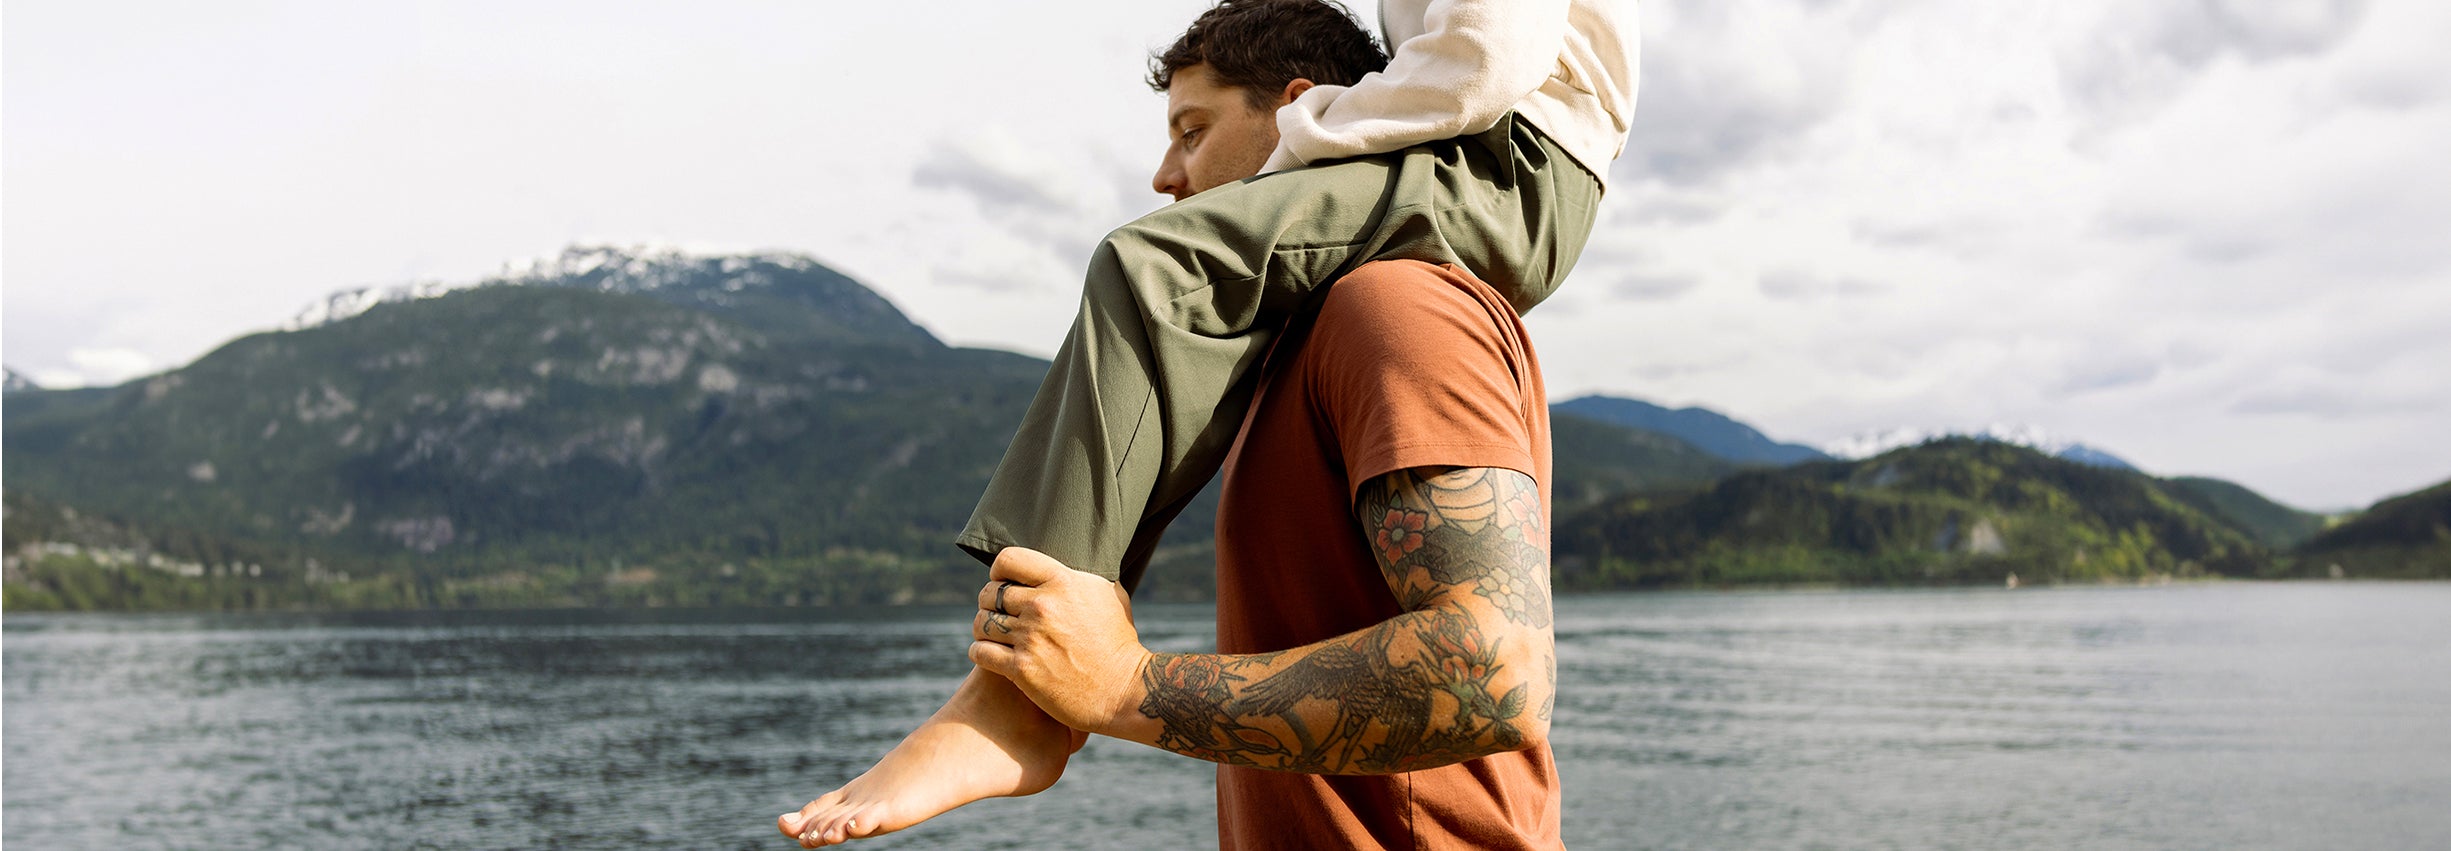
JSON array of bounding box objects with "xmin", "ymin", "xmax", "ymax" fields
[{"xmin": 6, "ymin": 0, "xmax": 2448, "ymax": 510}]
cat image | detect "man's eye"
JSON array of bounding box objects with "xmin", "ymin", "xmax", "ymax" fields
[{"xmin": 1182, "ymin": 129, "xmax": 1202, "ymax": 146}]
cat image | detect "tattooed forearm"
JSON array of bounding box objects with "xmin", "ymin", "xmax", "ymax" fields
[
  {"xmin": 1128, "ymin": 466, "xmax": 1555, "ymax": 774},
  {"xmin": 1139, "ymin": 653, "xmax": 1293, "ymax": 768},
  {"xmin": 1137, "ymin": 604, "xmax": 1530, "ymax": 773}
]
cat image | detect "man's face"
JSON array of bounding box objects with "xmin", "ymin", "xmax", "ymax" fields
[{"xmin": 1151, "ymin": 64, "xmax": 1306, "ymax": 202}]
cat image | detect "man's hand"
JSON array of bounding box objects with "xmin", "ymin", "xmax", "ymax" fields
[{"xmin": 968, "ymin": 547, "xmax": 1152, "ymax": 737}]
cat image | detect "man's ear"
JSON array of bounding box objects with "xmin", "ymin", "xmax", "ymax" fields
[{"xmin": 1276, "ymin": 77, "xmax": 1316, "ymax": 107}]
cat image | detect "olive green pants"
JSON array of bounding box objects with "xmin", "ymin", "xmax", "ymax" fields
[{"xmin": 957, "ymin": 114, "xmax": 1600, "ymax": 589}]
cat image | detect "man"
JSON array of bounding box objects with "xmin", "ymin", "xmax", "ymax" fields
[
  {"xmin": 783, "ymin": 0, "xmax": 1633, "ymax": 845},
  {"xmin": 963, "ymin": 256, "xmax": 1562, "ymax": 848},
  {"xmin": 963, "ymin": 0, "xmax": 1634, "ymax": 595}
]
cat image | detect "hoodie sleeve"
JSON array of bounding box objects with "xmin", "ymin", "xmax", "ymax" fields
[{"xmin": 1263, "ymin": 0, "xmax": 1572, "ymax": 172}]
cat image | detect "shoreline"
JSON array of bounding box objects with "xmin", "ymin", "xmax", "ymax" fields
[{"xmin": 9, "ymin": 575, "xmax": 2438, "ymax": 617}]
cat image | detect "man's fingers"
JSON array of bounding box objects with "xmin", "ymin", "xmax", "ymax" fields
[
  {"xmin": 989, "ymin": 546, "xmax": 1068, "ymax": 586},
  {"xmin": 972, "ymin": 608, "xmax": 1022, "ymax": 643},
  {"xmin": 976, "ymin": 579, "xmax": 1032, "ymax": 614},
  {"xmin": 968, "ymin": 639, "xmax": 1019, "ymax": 676}
]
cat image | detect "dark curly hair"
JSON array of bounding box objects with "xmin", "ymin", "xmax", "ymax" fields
[{"xmin": 1149, "ymin": 0, "xmax": 1388, "ymax": 109}]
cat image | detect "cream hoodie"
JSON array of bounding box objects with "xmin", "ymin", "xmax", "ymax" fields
[{"xmin": 1263, "ymin": 0, "xmax": 1640, "ymax": 186}]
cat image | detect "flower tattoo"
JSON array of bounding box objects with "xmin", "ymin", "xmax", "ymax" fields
[{"xmin": 1376, "ymin": 507, "xmax": 1430, "ymax": 563}]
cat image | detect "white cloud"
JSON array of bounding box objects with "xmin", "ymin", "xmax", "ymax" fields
[
  {"xmin": 1534, "ymin": 0, "xmax": 2451, "ymax": 507},
  {"xmin": 1609, "ymin": 274, "xmax": 1699, "ymax": 301},
  {"xmin": 1756, "ymin": 270, "xmax": 1885, "ymax": 301},
  {"xmin": 914, "ymin": 129, "xmax": 1101, "ymax": 218},
  {"xmin": 1613, "ymin": 0, "xmax": 1858, "ymax": 185},
  {"xmin": 897, "ymin": 127, "xmax": 1170, "ymax": 353},
  {"xmin": 4, "ymin": 0, "xmax": 2444, "ymax": 508}
]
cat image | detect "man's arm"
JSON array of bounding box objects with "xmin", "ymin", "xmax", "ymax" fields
[
  {"xmin": 969, "ymin": 465, "xmax": 1554, "ymax": 775},
  {"xmin": 1133, "ymin": 465, "xmax": 1554, "ymax": 772}
]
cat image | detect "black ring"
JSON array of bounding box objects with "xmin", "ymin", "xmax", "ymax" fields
[{"xmin": 992, "ymin": 580, "xmax": 1012, "ymax": 615}]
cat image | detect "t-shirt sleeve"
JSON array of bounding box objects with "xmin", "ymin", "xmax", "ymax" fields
[{"xmin": 1306, "ymin": 260, "xmax": 1537, "ymax": 506}]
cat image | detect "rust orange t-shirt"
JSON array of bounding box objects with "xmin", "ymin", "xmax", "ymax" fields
[{"xmin": 1212, "ymin": 259, "xmax": 1558, "ymax": 850}]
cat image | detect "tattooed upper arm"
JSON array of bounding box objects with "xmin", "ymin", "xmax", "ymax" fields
[{"xmin": 1356, "ymin": 466, "xmax": 1553, "ymax": 628}]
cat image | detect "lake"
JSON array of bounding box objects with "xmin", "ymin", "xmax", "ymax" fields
[{"xmin": 6, "ymin": 582, "xmax": 2448, "ymax": 849}]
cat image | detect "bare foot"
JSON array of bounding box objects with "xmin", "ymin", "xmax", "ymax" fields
[{"xmin": 778, "ymin": 667, "xmax": 1087, "ymax": 847}]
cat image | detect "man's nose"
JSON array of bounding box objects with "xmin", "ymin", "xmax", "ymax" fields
[{"xmin": 1152, "ymin": 161, "xmax": 1187, "ymax": 202}]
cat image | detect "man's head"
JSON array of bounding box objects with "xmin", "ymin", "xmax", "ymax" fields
[{"xmin": 1147, "ymin": 0, "xmax": 1386, "ymax": 201}]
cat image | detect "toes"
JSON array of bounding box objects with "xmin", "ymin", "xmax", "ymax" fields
[
  {"xmin": 838, "ymin": 805, "xmax": 882, "ymax": 839},
  {"xmin": 785, "ymin": 792, "xmax": 853, "ymax": 843},
  {"xmin": 780, "ymin": 793, "xmax": 838, "ymax": 838},
  {"xmin": 800, "ymin": 801, "xmax": 858, "ymax": 848}
]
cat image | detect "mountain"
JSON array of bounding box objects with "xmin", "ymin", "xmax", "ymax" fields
[
  {"xmin": 2161, "ymin": 476, "xmax": 2326, "ymax": 549},
  {"xmin": 1825, "ymin": 424, "xmax": 2139, "ymax": 470},
  {"xmin": 5, "ymin": 247, "xmax": 1050, "ymax": 609},
  {"xmin": 6, "ymin": 246, "xmax": 2385, "ymax": 610},
  {"xmin": 2, "ymin": 246, "xmax": 1750, "ymax": 611},
  {"xmin": 1548, "ymin": 413, "xmax": 1734, "ymax": 511},
  {"xmin": 4, "ymin": 367, "xmax": 39, "ymax": 393},
  {"xmin": 1552, "ymin": 395, "xmax": 1829, "ymax": 466},
  {"xmin": 1554, "ymin": 438, "xmax": 2271, "ymax": 589},
  {"xmin": 2292, "ymin": 479, "xmax": 2451, "ymax": 579}
]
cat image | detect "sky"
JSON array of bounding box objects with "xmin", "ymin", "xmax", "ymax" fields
[{"xmin": 5, "ymin": 0, "xmax": 2448, "ymax": 511}]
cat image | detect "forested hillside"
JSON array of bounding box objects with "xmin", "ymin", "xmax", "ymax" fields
[
  {"xmin": 1554, "ymin": 439, "xmax": 2276, "ymax": 589},
  {"xmin": 6, "ymin": 250, "xmax": 1043, "ymax": 608},
  {"xmin": 2291, "ymin": 479, "xmax": 2451, "ymax": 578},
  {"xmin": 6, "ymin": 247, "xmax": 2404, "ymax": 611},
  {"xmin": 1, "ymin": 248, "xmax": 1730, "ymax": 609}
]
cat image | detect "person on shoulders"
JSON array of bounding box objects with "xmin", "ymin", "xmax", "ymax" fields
[{"xmin": 783, "ymin": 2, "xmax": 1635, "ymax": 846}]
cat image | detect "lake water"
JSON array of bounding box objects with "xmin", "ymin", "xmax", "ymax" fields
[{"xmin": 6, "ymin": 583, "xmax": 2448, "ymax": 850}]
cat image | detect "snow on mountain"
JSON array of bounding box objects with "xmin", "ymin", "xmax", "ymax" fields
[
  {"xmin": 284, "ymin": 280, "xmax": 469, "ymax": 330},
  {"xmin": 283, "ymin": 245, "xmax": 829, "ymax": 331},
  {"xmin": 489, "ymin": 244, "xmax": 830, "ymax": 291},
  {"xmin": 1825, "ymin": 424, "xmax": 2139, "ymax": 470},
  {"xmin": 4, "ymin": 366, "xmax": 41, "ymax": 393}
]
